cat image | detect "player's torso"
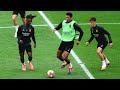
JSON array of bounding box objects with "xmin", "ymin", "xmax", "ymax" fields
[
  {"xmin": 91, "ymin": 26, "xmax": 107, "ymax": 43},
  {"xmin": 20, "ymin": 25, "xmax": 33, "ymax": 42},
  {"xmin": 61, "ymin": 20, "xmax": 76, "ymax": 41}
]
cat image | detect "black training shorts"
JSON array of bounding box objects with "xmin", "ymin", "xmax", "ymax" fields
[
  {"xmin": 97, "ymin": 41, "xmax": 108, "ymax": 50},
  {"xmin": 18, "ymin": 43, "xmax": 32, "ymax": 53},
  {"xmin": 12, "ymin": 11, "xmax": 25, "ymax": 18},
  {"xmin": 58, "ymin": 41, "xmax": 74, "ymax": 53}
]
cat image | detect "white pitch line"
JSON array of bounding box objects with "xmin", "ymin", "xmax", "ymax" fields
[
  {"xmin": 0, "ymin": 22, "xmax": 120, "ymax": 29},
  {"xmin": 38, "ymin": 11, "xmax": 95, "ymax": 79},
  {"xmin": 0, "ymin": 24, "xmax": 49, "ymax": 29}
]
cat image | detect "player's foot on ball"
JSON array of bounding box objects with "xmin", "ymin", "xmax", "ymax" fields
[
  {"xmin": 28, "ymin": 61, "xmax": 34, "ymax": 70},
  {"xmin": 61, "ymin": 63, "xmax": 67, "ymax": 68},
  {"xmin": 68, "ymin": 66, "xmax": 73, "ymax": 74},
  {"xmin": 101, "ymin": 66, "xmax": 106, "ymax": 71},
  {"xmin": 22, "ymin": 64, "xmax": 26, "ymax": 71}
]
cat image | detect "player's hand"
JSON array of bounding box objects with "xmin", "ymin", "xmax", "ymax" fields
[
  {"xmin": 86, "ymin": 42, "xmax": 90, "ymax": 46},
  {"xmin": 19, "ymin": 40, "xmax": 23, "ymax": 44},
  {"xmin": 76, "ymin": 41, "xmax": 80, "ymax": 45},
  {"xmin": 34, "ymin": 43, "xmax": 36, "ymax": 48},
  {"xmin": 109, "ymin": 43, "xmax": 113, "ymax": 48},
  {"xmin": 52, "ymin": 29, "xmax": 56, "ymax": 33}
]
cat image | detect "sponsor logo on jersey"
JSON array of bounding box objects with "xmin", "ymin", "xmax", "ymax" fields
[
  {"xmin": 96, "ymin": 30, "xmax": 98, "ymax": 32},
  {"xmin": 22, "ymin": 32, "xmax": 30, "ymax": 36},
  {"xmin": 101, "ymin": 45, "xmax": 103, "ymax": 48},
  {"xmin": 29, "ymin": 29, "xmax": 31, "ymax": 32},
  {"xmin": 93, "ymin": 34, "xmax": 99, "ymax": 37}
]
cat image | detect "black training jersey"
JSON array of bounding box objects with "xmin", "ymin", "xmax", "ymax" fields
[
  {"xmin": 17, "ymin": 24, "xmax": 36, "ymax": 44},
  {"xmin": 88, "ymin": 25, "xmax": 112, "ymax": 43}
]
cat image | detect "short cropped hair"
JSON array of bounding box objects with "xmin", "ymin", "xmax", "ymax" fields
[
  {"xmin": 89, "ymin": 17, "xmax": 96, "ymax": 21},
  {"xmin": 66, "ymin": 12, "xmax": 73, "ymax": 17}
]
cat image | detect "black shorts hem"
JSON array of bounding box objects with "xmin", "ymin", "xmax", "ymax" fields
[
  {"xmin": 97, "ymin": 42, "xmax": 108, "ymax": 50},
  {"xmin": 58, "ymin": 41, "xmax": 74, "ymax": 53}
]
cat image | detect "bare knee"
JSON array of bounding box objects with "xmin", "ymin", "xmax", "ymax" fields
[
  {"xmin": 12, "ymin": 15, "xmax": 17, "ymax": 21},
  {"xmin": 57, "ymin": 54, "xmax": 64, "ymax": 61},
  {"xmin": 57, "ymin": 54, "xmax": 61, "ymax": 59},
  {"xmin": 97, "ymin": 49, "xmax": 101, "ymax": 55}
]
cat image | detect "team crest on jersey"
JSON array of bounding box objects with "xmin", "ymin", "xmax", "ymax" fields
[
  {"xmin": 96, "ymin": 30, "xmax": 98, "ymax": 32},
  {"xmin": 29, "ymin": 29, "xmax": 31, "ymax": 32}
]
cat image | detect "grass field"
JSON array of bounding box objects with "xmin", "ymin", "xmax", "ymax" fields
[{"xmin": 0, "ymin": 11, "xmax": 120, "ymax": 79}]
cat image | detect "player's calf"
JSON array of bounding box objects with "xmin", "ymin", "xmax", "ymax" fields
[{"xmin": 57, "ymin": 55, "xmax": 64, "ymax": 61}]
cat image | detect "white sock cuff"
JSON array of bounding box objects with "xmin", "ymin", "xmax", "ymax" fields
[{"xmin": 102, "ymin": 60, "xmax": 105, "ymax": 63}]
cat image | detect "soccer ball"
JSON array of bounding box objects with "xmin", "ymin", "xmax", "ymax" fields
[{"xmin": 47, "ymin": 70, "xmax": 55, "ymax": 78}]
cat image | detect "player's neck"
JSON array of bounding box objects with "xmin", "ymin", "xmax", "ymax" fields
[
  {"xmin": 93, "ymin": 24, "xmax": 97, "ymax": 28},
  {"xmin": 66, "ymin": 20, "xmax": 72, "ymax": 23},
  {"xmin": 25, "ymin": 24, "xmax": 30, "ymax": 28}
]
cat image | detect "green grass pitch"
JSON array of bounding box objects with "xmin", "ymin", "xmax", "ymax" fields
[{"xmin": 0, "ymin": 11, "xmax": 120, "ymax": 79}]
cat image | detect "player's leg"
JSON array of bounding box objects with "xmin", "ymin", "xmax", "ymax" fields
[
  {"xmin": 26, "ymin": 44, "xmax": 34, "ymax": 70},
  {"xmin": 63, "ymin": 51, "xmax": 73, "ymax": 74},
  {"xmin": 12, "ymin": 11, "xmax": 19, "ymax": 37},
  {"xmin": 18, "ymin": 44, "xmax": 26, "ymax": 71},
  {"xmin": 63, "ymin": 51, "xmax": 70, "ymax": 65},
  {"xmin": 57, "ymin": 41, "xmax": 67, "ymax": 65},
  {"xmin": 97, "ymin": 42, "xmax": 108, "ymax": 70},
  {"xmin": 102, "ymin": 53, "xmax": 110, "ymax": 65},
  {"xmin": 57, "ymin": 50, "xmax": 64, "ymax": 61},
  {"xmin": 97, "ymin": 47, "xmax": 106, "ymax": 70},
  {"xmin": 63, "ymin": 41, "xmax": 74, "ymax": 74},
  {"xmin": 57, "ymin": 50, "xmax": 69, "ymax": 68},
  {"xmin": 102, "ymin": 42, "xmax": 110, "ymax": 65},
  {"xmin": 12, "ymin": 11, "xmax": 18, "ymax": 26},
  {"xmin": 19, "ymin": 11, "xmax": 26, "ymax": 24},
  {"xmin": 97, "ymin": 47, "xmax": 105, "ymax": 60}
]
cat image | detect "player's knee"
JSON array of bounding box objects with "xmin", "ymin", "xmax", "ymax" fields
[
  {"xmin": 63, "ymin": 57, "xmax": 67, "ymax": 60},
  {"xmin": 12, "ymin": 16, "xmax": 16, "ymax": 21},
  {"xmin": 28, "ymin": 56, "xmax": 32, "ymax": 61},
  {"xmin": 97, "ymin": 50, "xmax": 101, "ymax": 54},
  {"xmin": 57, "ymin": 55, "xmax": 64, "ymax": 61},
  {"xmin": 57, "ymin": 54, "xmax": 61, "ymax": 59}
]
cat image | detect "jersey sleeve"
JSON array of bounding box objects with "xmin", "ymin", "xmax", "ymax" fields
[
  {"xmin": 31, "ymin": 27, "xmax": 36, "ymax": 44},
  {"xmin": 54, "ymin": 22, "xmax": 62, "ymax": 30},
  {"xmin": 100, "ymin": 27, "xmax": 112, "ymax": 43},
  {"xmin": 73, "ymin": 23, "xmax": 84, "ymax": 41},
  {"xmin": 87, "ymin": 28, "xmax": 94, "ymax": 43}
]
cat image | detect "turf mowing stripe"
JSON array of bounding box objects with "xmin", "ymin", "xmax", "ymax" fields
[{"xmin": 38, "ymin": 11, "xmax": 95, "ymax": 79}]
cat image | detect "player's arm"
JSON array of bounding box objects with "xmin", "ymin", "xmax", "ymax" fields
[
  {"xmin": 17, "ymin": 26, "xmax": 23, "ymax": 44},
  {"xmin": 31, "ymin": 27, "xmax": 36, "ymax": 48},
  {"xmin": 86, "ymin": 29, "xmax": 94, "ymax": 46},
  {"xmin": 53, "ymin": 22, "xmax": 62, "ymax": 32},
  {"xmin": 73, "ymin": 23, "xmax": 84, "ymax": 45},
  {"xmin": 102, "ymin": 27, "xmax": 113, "ymax": 48}
]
